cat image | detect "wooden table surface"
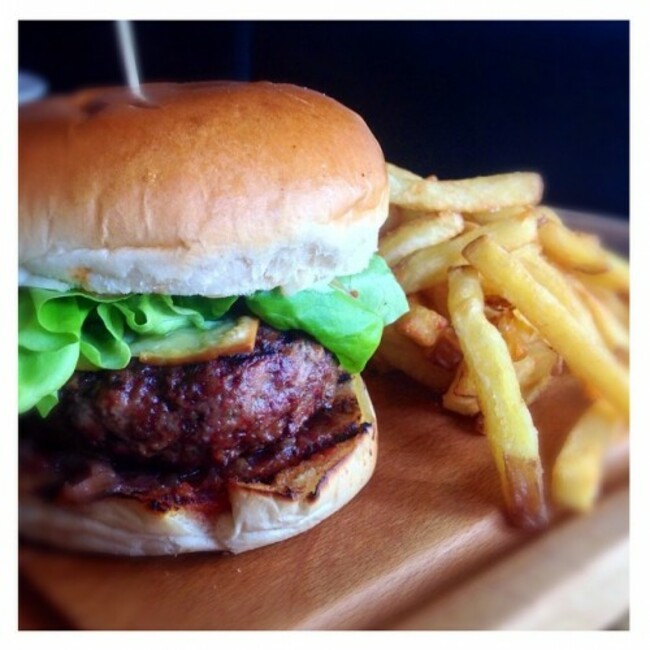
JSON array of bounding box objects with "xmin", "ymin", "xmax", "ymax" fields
[{"xmin": 19, "ymin": 372, "xmax": 629, "ymax": 630}]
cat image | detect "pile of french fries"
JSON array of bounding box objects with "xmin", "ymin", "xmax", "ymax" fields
[{"xmin": 376, "ymin": 163, "xmax": 630, "ymax": 529}]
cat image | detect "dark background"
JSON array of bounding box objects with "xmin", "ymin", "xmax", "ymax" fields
[{"xmin": 19, "ymin": 21, "xmax": 629, "ymax": 218}]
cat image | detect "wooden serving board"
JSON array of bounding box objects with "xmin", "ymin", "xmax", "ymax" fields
[{"xmin": 19, "ymin": 372, "xmax": 629, "ymax": 630}]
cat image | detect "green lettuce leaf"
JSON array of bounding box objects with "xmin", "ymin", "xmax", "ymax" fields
[
  {"xmin": 18, "ymin": 255, "xmax": 407, "ymax": 416},
  {"xmin": 246, "ymin": 255, "xmax": 408, "ymax": 373},
  {"xmin": 18, "ymin": 289, "xmax": 237, "ymax": 415},
  {"xmin": 18, "ymin": 290, "xmax": 90, "ymax": 414}
]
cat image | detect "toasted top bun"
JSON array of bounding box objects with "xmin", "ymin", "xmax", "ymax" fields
[
  {"xmin": 19, "ymin": 81, "xmax": 388, "ymax": 296},
  {"xmin": 19, "ymin": 375, "xmax": 377, "ymax": 556}
]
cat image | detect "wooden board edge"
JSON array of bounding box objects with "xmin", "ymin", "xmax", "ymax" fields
[{"xmin": 390, "ymin": 486, "xmax": 629, "ymax": 630}]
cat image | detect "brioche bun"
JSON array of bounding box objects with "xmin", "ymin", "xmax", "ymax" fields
[{"xmin": 19, "ymin": 81, "xmax": 388, "ymax": 296}]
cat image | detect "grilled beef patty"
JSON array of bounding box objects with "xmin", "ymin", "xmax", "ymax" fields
[
  {"xmin": 25, "ymin": 326, "xmax": 341, "ymax": 470},
  {"xmin": 19, "ymin": 375, "xmax": 369, "ymax": 514}
]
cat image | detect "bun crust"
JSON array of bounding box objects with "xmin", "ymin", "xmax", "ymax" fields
[
  {"xmin": 19, "ymin": 376, "xmax": 377, "ymax": 555},
  {"xmin": 19, "ymin": 82, "xmax": 388, "ymax": 296}
]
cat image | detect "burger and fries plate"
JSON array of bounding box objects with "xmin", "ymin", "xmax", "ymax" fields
[{"xmin": 20, "ymin": 163, "xmax": 629, "ymax": 630}]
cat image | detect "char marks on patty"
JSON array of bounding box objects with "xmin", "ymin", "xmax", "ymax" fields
[
  {"xmin": 31, "ymin": 325, "xmax": 341, "ymax": 470},
  {"xmin": 19, "ymin": 369, "xmax": 368, "ymax": 514}
]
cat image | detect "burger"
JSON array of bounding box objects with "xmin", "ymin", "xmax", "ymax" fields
[{"xmin": 18, "ymin": 81, "xmax": 407, "ymax": 555}]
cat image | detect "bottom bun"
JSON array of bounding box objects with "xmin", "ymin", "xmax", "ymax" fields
[{"xmin": 19, "ymin": 375, "xmax": 377, "ymax": 556}]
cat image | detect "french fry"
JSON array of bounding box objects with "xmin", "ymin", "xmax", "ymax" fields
[
  {"xmin": 387, "ymin": 163, "xmax": 424, "ymax": 203},
  {"xmin": 538, "ymin": 219, "xmax": 609, "ymax": 274},
  {"xmin": 387, "ymin": 162, "xmax": 423, "ymax": 187},
  {"xmin": 448, "ymin": 266, "xmax": 548, "ymax": 529},
  {"xmin": 379, "ymin": 212, "xmax": 464, "ymax": 267},
  {"xmin": 393, "ymin": 208, "xmax": 443, "ymax": 223},
  {"xmin": 515, "ymin": 338, "xmax": 560, "ymax": 405},
  {"xmin": 604, "ymin": 251, "xmax": 630, "ymax": 289},
  {"xmin": 533, "ymin": 205, "xmax": 563, "ymax": 225},
  {"xmin": 573, "ymin": 250, "xmax": 630, "ymax": 294},
  {"xmin": 442, "ymin": 362, "xmax": 480, "ymax": 417},
  {"xmin": 512, "ymin": 355, "xmax": 536, "ymax": 391},
  {"xmin": 585, "ymin": 284, "xmax": 629, "ymax": 327},
  {"xmin": 494, "ymin": 309, "xmax": 534, "ymax": 361},
  {"xmin": 443, "ymin": 336, "xmax": 558, "ymax": 421},
  {"xmin": 483, "ymin": 294, "xmax": 514, "ymax": 318},
  {"xmin": 381, "ymin": 204, "xmax": 407, "ymax": 234},
  {"xmin": 465, "ymin": 205, "xmax": 530, "ymax": 225},
  {"xmin": 389, "ymin": 171, "xmax": 543, "ymax": 213},
  {"xmin": 427, "ymin": 326, "xmax": 463, "ymax": 370},
  {"xmin": 420, "ymin": 282, "xmax": 451, "ymax": 320},
  {"xmin": 395, "ymin": 214, "xmax": 538, "ymax": 292},
  {"xmin": 463, "ymin": 236, "xmax": 629, "ymax": 419},
  {"xmin": 379, "ymin": 325, "xmax": 454, "ymax": 392},
  {"xmin": 461, "ymin": 220, "xmax": 481, "ymax": 233},
  {"xmin": 573, "ymin": 282, "xmax": 630, "ymax": 353},
  {"xmin": 395, "ymin": 301, "xmax": 448, "ymax": 347},
  {"xmin": 552, "ymin": 400, "xmax": 620, "ymax": 512},
  {"xmin": 515, "ymin": 245, "xmax": 602, "ymax": 344}
]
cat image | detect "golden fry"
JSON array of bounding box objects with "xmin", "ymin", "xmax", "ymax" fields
[
  {"xmin": 573, "ymin": 282, "xmax": 630, "ymax": 353},
  {"xmin": 426, "ymin": 326, "xmax": 463, "ymax": 370},
  {"xmin": 515, "ymin": 245, "xmax": 602, "ymax": 344},
  {"xmin": 552, "ymin": 400, "xmax": 620, "ymax": 512},
  {"xmin": 515, "ymin": 338, "xmax": 560, "ymax": 405},
  {"xmin": 533, "ymin": 205, "xmax": 563, "ymax": 224},
  {"xmin": 494, "ymin": 309, "xmax": 533, "ymax": 361},
  {"xmin": 442, "ymin": 362, "xmax": 480, "ymax": 417},
  {"xmin": 379, "ymin": 325, "xmax": 454, "ymax": 392},
  {"xmin": 420, "ymin": 283, "xmax": 451, "ymax": 320},
  {"xmin": 395, "ymin": 214, "xmax": 537, "ymax": 292},
  {"xmin": 573, "ymin": 250, "xmax": 630, "ymax": 294},
  {"xmin": 465, "ymin": 205, "xmax": 530, "ymax": 225},
  {"xmin": 393, "ymin": 208, "xmax": 443, "ymax": 223},
  {"xmin": 448, "ymin": 266, "xmax": 548, "ymax": 529},
  {"xmin": 379, "ymin": 212, "xmax": 464, "ymax": 267},
  {"xmin": 386, "ymin": 162, "xmax": 423, "ymax": 188},
  {"xmin": 463, "ymin": 236, "xmax": 629, "ymax": 419},
  {"xmin": 395, "ymin": 302, "xmax": 448, "ymax": 347},
  {"xmin": 585, "ymin": 284, "xmax": 629, "ymax": 327},
  {"xmin": 389, "ymin": 171, "xmax": 543, "ymax": 213},
  {"xmin": 386, "ymin": 163, "xmax": 424, "ymax": 203},
  {"xmin": 539, "ymin": 219, "xmax": 609, "ymax": 273}
]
